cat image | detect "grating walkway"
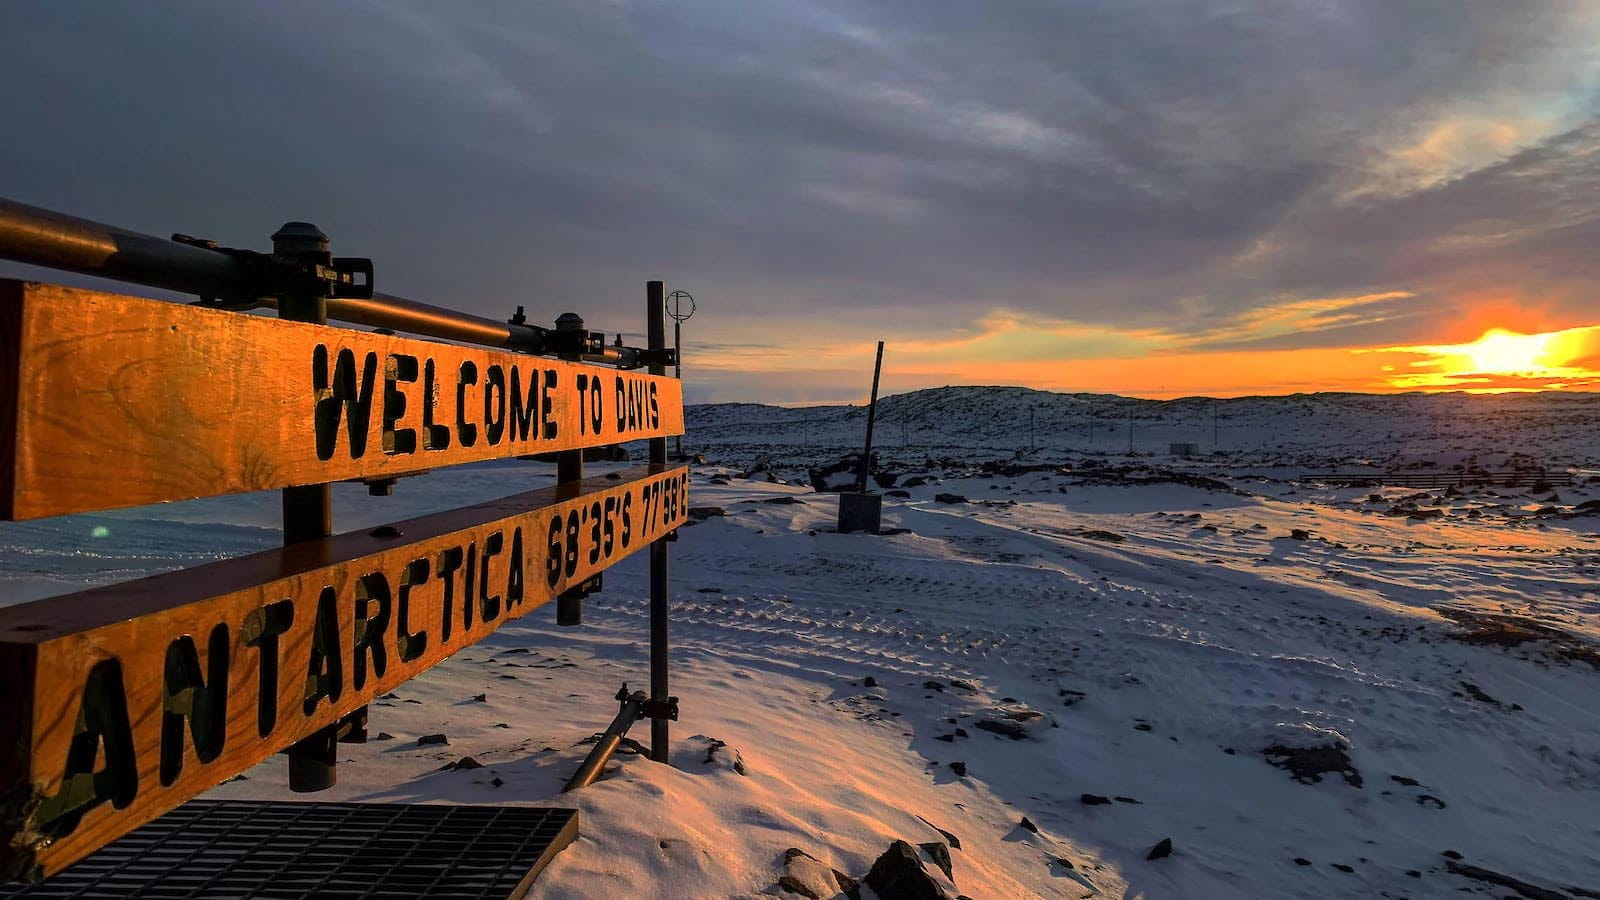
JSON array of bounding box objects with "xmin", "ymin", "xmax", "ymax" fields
[{"xmin": 0, "ymin": 801, "xmax": 577, "ymax": 899}]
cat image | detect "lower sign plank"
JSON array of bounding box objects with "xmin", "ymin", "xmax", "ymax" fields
[{"xmin": 0, "ymin": 464, "xmax": 688, "ymax": 881}]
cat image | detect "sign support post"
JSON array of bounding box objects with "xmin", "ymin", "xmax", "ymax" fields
[
  {"xmin": 648, "ymin": 281, "xmax": 672, "ymax": 763},
  {"xmin": 272, "ymin": 222, "xmax": 347, "ymax": 793}
]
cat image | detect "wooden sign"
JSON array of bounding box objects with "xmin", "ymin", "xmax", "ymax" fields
[
  {"xmin": 0, "ymin": 464, "xmax": 689, "ymax": 880},
  {"xmin": 0, "ymin": 280, "xmax": 685, "ymax": 520}
]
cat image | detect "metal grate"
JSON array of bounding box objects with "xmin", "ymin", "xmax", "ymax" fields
[{"xmin": 0, "ymin": 801, "xmax": 578, "ymax": 899}]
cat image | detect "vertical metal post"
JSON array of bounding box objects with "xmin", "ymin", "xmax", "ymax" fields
[
  {"xmin": 673, "ymin": 319, "xmax": 683, "ymax": 460},
  {"xmin": 274, "ymin": 222, "xmax": 340, "ymax": 793},
  {"xmin": 647, "ymin": 281, "xmax": 671, "ymax": 763},
  {"xmin": 555, "ymin": 313, "xmax": 586, "ymax": 626},
  {"xmin": 854, "ymin": 341, "xmax": 885, "ymax": 493}
]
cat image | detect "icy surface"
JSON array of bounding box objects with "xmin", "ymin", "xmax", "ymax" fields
[{"xmin": 3, "ymin": 388, "xmax": 1600, "ymax": 898}]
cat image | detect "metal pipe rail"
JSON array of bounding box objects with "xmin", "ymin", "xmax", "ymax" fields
[{"xmin": 0, "ymin": 196, "xmax": 642, "ymax": 367}]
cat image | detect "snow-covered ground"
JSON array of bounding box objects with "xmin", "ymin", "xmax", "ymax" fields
[{"xmin": 3, "ymin": 389, "xmax": 1600, "ymax": 898}]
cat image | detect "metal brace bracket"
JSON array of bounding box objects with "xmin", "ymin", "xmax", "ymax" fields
[
  {"xmin": 636, "ymin": 348, "xmax": 677, "ymax": 368},
  {"xmin": 173, "ymin": 233, "xmax": 373, "ymax": 306},
  {"xmin": 642, "ymin": 696, "xmax": 679, "ymax": 721}
]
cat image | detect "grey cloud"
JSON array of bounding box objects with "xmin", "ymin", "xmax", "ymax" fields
[{"xmin": 2, "ymin": 0, "xmax": 1597, "ymax": 402}]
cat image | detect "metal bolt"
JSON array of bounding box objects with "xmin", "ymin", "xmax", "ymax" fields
[{"xmin": 270, "ymin": 222, "xmax": 329, "ymax": 258}]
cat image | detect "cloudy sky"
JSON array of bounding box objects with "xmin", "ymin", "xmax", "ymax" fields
[{"xmin": 3, "ymin": 1, "xmax": 1599, "ymax": 403}]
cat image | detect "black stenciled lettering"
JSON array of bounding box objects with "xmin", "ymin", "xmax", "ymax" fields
[
  {"xmin": 588, "ymin": 500, "xmax": 602, "ymax": 564},
  {"xmin": 396, "ymin": 557, "xmax": 430, "ymax": 662},
  {"xmin": 649, "ymin": 381, "xmax": 660, "ymax": 428},
  {"xmin": 546, "ymin": 514, "xmax": 562, "ymax": 587},
  {"xmin": 456, "ymin": 361, "xmax": 479, "ymax": 447},
  {"xmin": 160, "ymin": 624, "xmax": 229, "ymax": 787},
  {"xmin": 352, "ymin": 572, "xmax": 392, "ymax": 690},
  {"xmin": 621, "ymin": 492, "xmax": 633, "ymax": 548},
  {"xmin": 484, "ymin": 365, "xmax": 507, "ymax": 445},
  {"xmin": 422, "ymin": 359, "xmax": 450, "ymax": 450},
  {"xmin": 479, "ymin": 530, "xmax": 504, "ymax": 621},
  {"xmin": 576, "ymin": 373, "xmax": 589, "ymax": 436},
  {"xmin": 303, "ymin": 587, "xmax": 343, "ymax": 716},
  {"xmin": 589, "ymin": 374, "xmax": 604, "ymax": 435},
  {"xmin": 313, "ymin": 345, "xmax": 377, "ymax": 461},
  {"xmin": 510, "ymin": 365, "xmax": 538, "ymax": 442},
  {"xmin": 564, "ymin": 510, "xmax": 580, "ymax": 577},
  {"xmin": 34, "ymin": 659, "xmax": 137, "ymax": 840},
  {"xmin": 614, "ymin": 376, "xmax": 627, "ymax": 432},
  {"xmin": 506, "ymin": 527, "xmax": 525, "ymax": 611},
  {"xmin": 242, "ymin": 600, "xmax": 294, "ymax": 738},
  {"xmin": 382, "ymin": 354, "xmax": 419, "ymax": 455},
  {"xmin": 602, "ymin": 496, "xmax": 616, "ymax": 556},
  {"xmin": 463, "ymin": 541, "xmax": 478, "ymax": 631},
  {"xmin": 437, "ymin": 546, "xmax": 465, "ymax": 642},
  {"xmin": 541, "ymin": 369, "xmax": 558, "ymax": 439}
]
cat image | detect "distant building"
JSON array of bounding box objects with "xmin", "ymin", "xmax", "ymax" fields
[{"xmin": 1169, "ymin": 442, "xmax": 1200, "ymax": 456}]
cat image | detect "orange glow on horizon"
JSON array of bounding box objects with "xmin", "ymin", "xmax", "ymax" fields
[{"xmin": 688, "ymin": 311, "xmax": 1600, "ymax": 404}]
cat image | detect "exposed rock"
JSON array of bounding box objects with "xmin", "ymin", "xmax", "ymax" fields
[
  {"xmin": 686, "ymin": 506, "xmax": 727, "ymax": 524},
  {"xmin": 779, "ymin": 848, "xmax": 848, "ymax": 899},
  {"xmin": 934, "ymin": 493, "xmax": 967, "ymax": 504},
  {"xmin": 1076, "ymin": 529, "xmax": 1126, "ymax": 543},
  {"xmin": 918, "ymin": 842, "xmax": 955, "ymax": 883},
  {"xmin": 863, "ymin": 676, "xmax": 878, "ymax": 688},
  {"xmin": 1146, "ymin": 838, "xmax": 1173, "ymax": 860},
  {"xmin": 763, "ymin": 496, "xmax": 806, "ymax": 505},
  {"xmin": 1079, "ymin": 794, "xmax": 1111, "ymax": 806},
  {"xmin": 700, "ymin": 737, "xmax": 747, "ymax": 775},
  {"xmin": 863, "ymin": 840, "xmax": 950, "ymax": 900},
  {"xmin": 1445, "ymin": 860, "xmax": 1569, "ymax": 900},
  {"xmin": 974, "ymin": 704, "xmax": 1053, "ymax": 740},
  {"xmin": 1288, "ymin": 529, "xmax": 1313, "ymax": 540},
  {"xmin": 438, "ymin": 756, "xmax": 483, "ymax": 771},
  {"xmin": 1263, "ymin": 743, "xmax": 1362, "ymax": 787},
  {"xmin": 947, "ymin": 761, "xmax": 966, "ymax": 777},
  {"xmin": 1018, "ymin": 816, "xmax": 1038, "ymax": 833},
  {"xmin": 416, "ymin": 733, "xmax": 449, "ymax": 746}
]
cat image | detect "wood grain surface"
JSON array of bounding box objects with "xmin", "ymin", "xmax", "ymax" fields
[
  {"xmin": 0, "ymin": 280, "xmax": 684, "ymax": 519},
  {"xmin": 0, "ymin": 464, "xmax": 689, "ymax": 880}
]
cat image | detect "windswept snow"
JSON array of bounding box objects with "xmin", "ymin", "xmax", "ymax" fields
[{"xmin": 3, "ymin": 388, "xmax": 1599, "ymax": 898}]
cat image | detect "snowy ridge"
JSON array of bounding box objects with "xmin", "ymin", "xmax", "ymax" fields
[{"xmin": 689, "ymin": 387, "xmax": 1600, "ymax": 468}]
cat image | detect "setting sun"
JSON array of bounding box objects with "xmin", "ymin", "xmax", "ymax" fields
[
  {"xmin": 1461, "ymin": 329, "xmax": 1554, "ymax": 374},
  {"xmin": 1369, "ymin": 324, "xmax": 1600, "ymax": 392}
]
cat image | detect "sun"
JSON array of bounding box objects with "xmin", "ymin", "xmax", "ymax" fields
[{"xmin": 1459, "ymin": 328, "xmax": 1554, "ymax": 374}]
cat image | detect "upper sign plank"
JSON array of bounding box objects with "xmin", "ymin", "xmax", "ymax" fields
[{"xmin": 0, "ymin": 280, "xmax": 684, "ymax": 519}]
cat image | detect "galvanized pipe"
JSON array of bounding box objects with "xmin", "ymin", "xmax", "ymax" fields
[
  {"xmin": 0, "ymin": 196, "xmax": 566, "ymax": 356},
  {"xmin": 563, "ymin": 693, "xmax": 646, "ymax": 792}
]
